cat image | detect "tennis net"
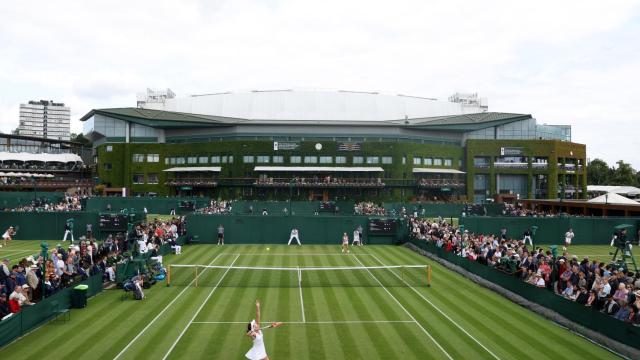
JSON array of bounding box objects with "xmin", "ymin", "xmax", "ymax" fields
[{"xmin": 167, "ymin": 264, "xmax": 431, "ymax": 288}]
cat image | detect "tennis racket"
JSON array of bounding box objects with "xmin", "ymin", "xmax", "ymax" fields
[
  {"xmin": 12, "ymin": 226, "xmax": 19, "ymax": 236},
  {"xmin": 259, "ymin": 322, "xmax": 283, "ymax": 331}
]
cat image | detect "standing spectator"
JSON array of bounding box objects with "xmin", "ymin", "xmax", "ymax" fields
[
  {"xmin": 86, "ymin": 223, "xmax": 93, "ymax": 240},
  {"xmin": 217, "ymin": 224, "xmax": 225, "ymax": 245}
]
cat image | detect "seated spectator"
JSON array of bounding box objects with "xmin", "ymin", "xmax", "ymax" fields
[
  {"xmin": 612, "ymin": 283, "xmax": 629, "ymax": 303},
  {"xmin": 9, "ymin": 285, "xmax": 32, "ymax": 307},
  {"xmin": 602, "ymin": 295, "xmax": 620, "ymax": 315},
  {"xmin": 614, "ymin": 300, "xmax": 631, "ymax": 321},
  {"xmin": 0, "ymin": 293, "xmax": 9, "ymax": 318}
]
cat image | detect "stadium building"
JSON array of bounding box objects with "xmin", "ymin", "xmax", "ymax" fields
[{"xmin": 81, "ymin": 89, "xmax": 585, "ymax": 202}]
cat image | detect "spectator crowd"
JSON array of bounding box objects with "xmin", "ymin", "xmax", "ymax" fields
[
  {"xmin": 409, "ymin": 216, "xmax": 640, "ymax": 325},
  {"xmin": 354, "ymin": 202, "xmax": 387, "ymax": 216},
  {"xmin": 2, "ymin": 193, "xmax": 87, "ymax": 212},
  {"xmin": 195, "ymin": 200, "xmax": 232, "ymax": 215}
]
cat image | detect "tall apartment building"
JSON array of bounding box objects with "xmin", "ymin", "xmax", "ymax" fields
[{"xmin": 18, "ymin": 100, "xmax": 71, "ymax": 140}]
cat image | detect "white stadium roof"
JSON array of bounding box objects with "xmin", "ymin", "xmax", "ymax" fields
[
  {"xmin": 0, "ymin": 152, "xmax": 83, "ymax": 163},
  {"xmin": 587, "ymin": 185, "xmax": 640, "ymax": 196},
  {"xmin": 141, "ymin": 89, "xmax": 486, "ymax": 121},
  {"xmin": 587, "ymin": 193, "xmax": 640, "ymax": 205}
]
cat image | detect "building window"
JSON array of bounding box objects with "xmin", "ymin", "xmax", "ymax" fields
[
  {"xmin": 335, "ymin": 156, "xmax": 346, "ymax": 164},
  {"xmin": 104, "ymin": 163, "xmax": 112, "ymax": 170},
  {"xmin": 257, "ymin": 156, "xmax": 270, "ymax": 163},
  {"xmin": 424, "ymin": 158, "xmax": 433, "ymax": 166},
  {"xmin": 165, "ymin": 158, "xmax": 170, "ymax": 165},
  {"xmin": 132, "ymin": 154, "xmax": 144, "ymax": 163},
  {"xmin": 272, "ymin": 155, "xmax": 284, "ymax": 163},
  {"xmin": 366, "ymin": 156, "xmax": 379, "ymax": 164},
  {"xmin": 243, "ymin": 156, "xmax": 254, "ymax": 163},
  {"xmin": 319, "ymin": 156, "xmax": 332, "ymax": 164},
  {"xmin": 187, "ymin": 156, "xmax": 198, "ymax": 164},
  {"xmin": 353, "ymin": 156, "xmax": 364, "ymax": 164},
  {"xmin": 199, "ymin": 156, "xmax": 209, "ymax": 164},
  {"xmin": 106, "ymin": 145, "xmax": 113, "ymax": 152},
  {"xmin": 148, "ymin": 173, "xmax": 159, "ymax": 184},
  {"xmin": 228, "ymin": 155, "xmax": 234, "ymax": 163},
  {"xmin": 132, "ymin": 174, "xmax": 144, "ymax": 184},
  {"xmin": 290, "ymin": 156, "xmax": 301, "ymax": 164},
  {"xmin": 176, "ymin": 157, "xmax": 185, "ymax": 165},
  {"xmin": 169, "ymin": 157, "xmax": 177, "ymax": 165},
  {"xmin": 402, "ymin": 157, "xmax": 406, "ymax": 165},
  {"xmin": 147, "ymin": 154, "xmax": 159, "ymax": 163},
  {"xmin": 433, "ymin": 158, "xmax": 442, "ymax": 166},
  {"xmin": 221, "ymin": 156, "xmax": 228, "ymax": 164},
  {"xmin": 444, "ymin": 158, "xmax": 453, "ymax": 167},
  {"xmin": 413, "ymin": 157, "xmax": 421, "ymax": 165},
  {"xmin": 211, "ymin": 156, "xmax": 221, "ymax": 163},
  {"xmin": 304, "ymin": 156, "xmax": 318, "ymax": 164},
  {"xmin": 382, "ymin": 156, "xmax": 393, "ymax": 164}
]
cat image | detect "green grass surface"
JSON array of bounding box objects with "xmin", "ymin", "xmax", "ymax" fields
[
  {"xmin": 0, "ymin": 240, "xmax": 61, "ymax": 263},
  {"xmin": 0, "ymin": 244, "xmax": 621, "ymax": 359}
]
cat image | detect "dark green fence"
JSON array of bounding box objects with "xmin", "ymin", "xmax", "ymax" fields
[
  {"xmin": 0, "ymin": 212, "xmax": 100, "ymax": 241},
  {"xmin": 84, "ymin": 197, "xmax": 212, "ymax": 215},
  {"xmin": 459, "ymin": 217, "xmax": 640, "ymax": 245},
  {"xmin": 408, "ymin": 239, "xmax": 640, "ymax": 350},
  {"xmin": 0, "ymin": 191, "xmax": 64, "ymax": 210},
  {"xmin": 0, "ymin": 273, "xmax": 103, "ymax": 349},
  {"xmin": 186, "ymin": 215, "xmax": 401, "ymax": 245}
]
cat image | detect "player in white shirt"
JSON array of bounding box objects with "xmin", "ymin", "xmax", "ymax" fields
[
  {"xmin": 246, "ymin": 299, "xmax": 282, "ymax": 360},
  {"xmin": 341, "ymin": 233, "xmax": 350, "ymax": 253},
  {"xmin": 352, "ymin": 229, "xmax": 361, "ymax": 246},
  {"xmin": 564, "ymin": 228, "xmax": 575, "ymax": 251},
  {"xmin": 288, "ymin": 228, "xmax": 301, "ymax": 245},
  {"xmin": 2, "ymin": 226, "xmax": 15, "ymax": 247}
]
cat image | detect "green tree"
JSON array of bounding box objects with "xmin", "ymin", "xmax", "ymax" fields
[
  {"xmin": 70, "ymin": 133, "xmax": 91, "ymax": 146},
  {"xmin": 586, "ymin": 158, "xmax": 611, "ymax": 185},
  {"xmin": 609, "ymin": 160, "xmax": 638, "ymax": 186}
]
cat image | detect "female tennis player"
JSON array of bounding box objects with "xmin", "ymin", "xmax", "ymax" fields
[
  {"xmin": 246, "ymin": 299, "xmax": 282, "ymax": 360},
  {"xmin": 341, "ymin": 232, "xmax": 350, "ymax": 253},
  {"xmin": 2, "ymin": 226, "xmax": 16, "ymax": 247}
]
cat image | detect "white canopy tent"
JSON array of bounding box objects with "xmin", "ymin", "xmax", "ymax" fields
[
  {"xmin": 0, "ymin": 152, "xmax": 83, "ymax": 163},
  {"xmin": 412, "ymin": 168, "xmax": 466, "ymax": 174},
  {"xmin": 587, "ymin": 185, "xmax": 640, "ymax": 197},
  {"xmin": 163, "ymin": 167, "xmax": 222, "ymax": 172},
  {"xmin": 587, "ymin": 193, "xmax": 640, "ymax": 205}
]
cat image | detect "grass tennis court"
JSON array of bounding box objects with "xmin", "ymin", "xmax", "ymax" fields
[{"xmin": 0, "ymin": 243, "xmax": 622, "ymax": 359}]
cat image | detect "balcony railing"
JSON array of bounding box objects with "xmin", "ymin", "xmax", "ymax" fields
[
  {"xmin": 493, "ymin": 162, "xmax": 529, "ymax": 169},
  {"xmin": 531, "ymin": 163, "xmax": 548, "ymax": 170},
  {"xmin": 0, "ymin": 180, "xmax": 93, "ymax": 189},
  {"xmin": 254, "ymin": 177, "xmax": 385, "ymax": 188},
  {"xmin": 417, "ymin": 179, "xmax": 465, "ymax": 188},
  {"xmin": 166, "ymin": 179, "xmax": 218, "ymax": 187}
]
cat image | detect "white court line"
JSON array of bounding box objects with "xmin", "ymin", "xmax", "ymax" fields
[
  {"xmin": 112, "ymin": 253, "xmax": 224, "ymax": 360},
  {"xmin": 369, "ymin": 253, "xmax": 501, "ymax": 360},
  {"xmin": 161, "ymin": 254, "xmax": 241, "ymax": 360},
  {"xmin": 352, "ymin": 255, "xmax": 453, "ymax": 360},
  {"xmin": 192, "ymin": 320, "xmax": 415, "ymax": 324},
  {"xmin": 221, "ymin": 253, "xmax": 374, "ymax": 256},
  {"xmin": 297, "ymin": 267, "xmax": 306, "ymax": 323}
]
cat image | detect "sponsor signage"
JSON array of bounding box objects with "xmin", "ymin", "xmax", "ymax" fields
[
  {"xmin": 500, "ymin": 147, "xmax": 524, "ymax": 156},
  {"xmin": 338, "ymin": 142, "xmax": 362, "ymax": 151},
  {"xmin": 273, "ymin": 141, "xmax": 299, "ymax": 151}
]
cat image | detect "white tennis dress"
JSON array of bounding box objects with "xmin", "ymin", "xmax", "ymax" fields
[
  {"xmin": 245, "ymin": 330, "xmax": 267, "ymax": 360},
  {"xmin": 2, "ymin": 230, "xmax": 10, "ymax": 239}
]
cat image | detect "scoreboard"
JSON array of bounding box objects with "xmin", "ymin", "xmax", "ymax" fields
[
  {"xmin": 368, "ymin": 218, "xmax": 398, "ymax": 235},
  {"xmin": 99, "ymin": 213, "xmax": 128, "ymax": 231}
]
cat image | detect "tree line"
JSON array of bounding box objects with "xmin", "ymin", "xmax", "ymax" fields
[{"xmin": 587, "ymin": 159, "xmax": 640, "ymax": 187}]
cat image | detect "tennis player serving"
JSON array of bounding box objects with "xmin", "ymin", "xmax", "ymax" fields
[{"xmin": 246, "ymin": 299, "xmax": 283, "ymax": 360}]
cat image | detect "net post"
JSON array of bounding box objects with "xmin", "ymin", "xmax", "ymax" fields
[
  {"xmin": 195, "ymin": 265, "xmax": 199, "ymax": 288},
  {"xmin": 427, "ymin": 265, "xmax": 432, "ymax": 287},
  {"xmin": 167, "ymin": 264, "xmax": 171, "ymax": 287}
]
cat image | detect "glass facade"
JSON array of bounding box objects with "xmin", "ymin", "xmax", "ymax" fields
[{"xmin": 466, "ymin": 119, "xmax": 571, "ymax": 141}]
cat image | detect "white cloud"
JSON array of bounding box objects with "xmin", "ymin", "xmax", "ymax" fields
[{"xmin": 0, "ymin": 0, "xmax": 639, "ymax": 167}]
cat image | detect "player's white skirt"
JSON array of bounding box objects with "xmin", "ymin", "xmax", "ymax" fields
[{"xmin": 565, "ymin": 237, "xmax": 572, "ymax": 244}]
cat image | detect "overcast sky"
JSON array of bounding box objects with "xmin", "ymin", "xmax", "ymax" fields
[{"xmin": 1, "ymin": 1, "xmax": 639, "ymax": 167}]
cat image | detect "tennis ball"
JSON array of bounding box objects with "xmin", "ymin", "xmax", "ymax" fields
[{"xmin": 266, "ymin": 247, "xmax": 270, "ymax": 251}]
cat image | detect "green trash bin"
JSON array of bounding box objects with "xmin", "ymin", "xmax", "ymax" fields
[{"xmin": 71, "ymin": 284, "xmax": 89, "ymax": 309}]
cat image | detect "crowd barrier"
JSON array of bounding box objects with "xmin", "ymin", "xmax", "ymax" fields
[
  {"xmin": 459, "ymin": 217, "xmax": 640, "ymax": 245},
  {"xmin": 186, "ymin": 215, "xmax": 401, "ymax": 245},
  {"xmin": 0, "ymin": 272, "xmax": 103, "ymax": 349},
  {"xmin": 0, "ymin": 212, "xmax": 100, "ymax": 241},
  {"xmin": 408, "ymin": 238, "xmax": 640, "ymax": 350}
]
